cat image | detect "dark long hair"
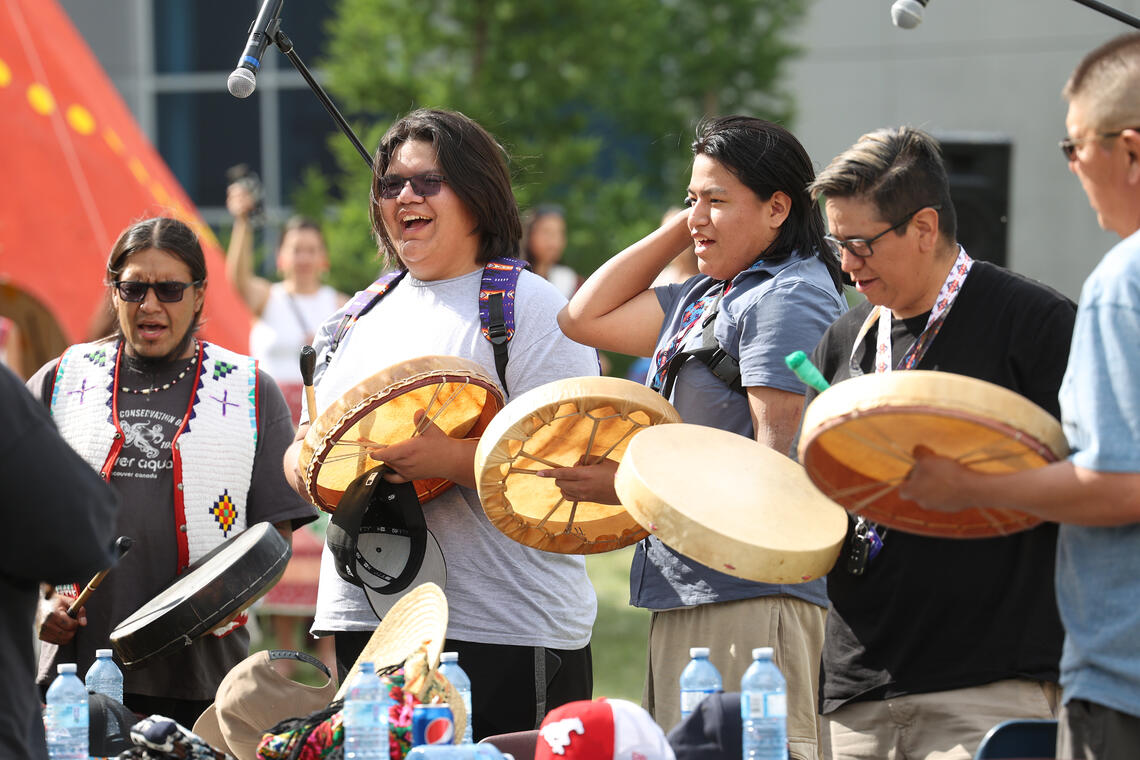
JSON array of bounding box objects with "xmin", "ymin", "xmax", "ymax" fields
[
  {"xmin": 369, "ymin": 108, "xmax": 521, "ymax": 268},
  {"xmin": 104, "ymin": 217, "xmax": 207, "ymax": 355},
  {"xmin": 692, "ymin": 116, "xmax": 843, "ymax": 293},
  {"xmin": 105, "ymin": 216, "xmax": 207, "ymax": 284},
  {"xmin": 520, "ymin": 204, "xmax": 565, "ymax": 268}
]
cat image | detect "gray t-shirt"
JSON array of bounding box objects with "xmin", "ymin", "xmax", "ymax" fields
[
  {"xmin": 29, "ymin": 347, "xmax": 317, "ymax": 700},
  {"xmin": 630, "ymin": 251, "xmax": 845, "ymax": 610},
  {"xmin": 309, "ymin": 268, "xmax": 599, "ymax": 649}
]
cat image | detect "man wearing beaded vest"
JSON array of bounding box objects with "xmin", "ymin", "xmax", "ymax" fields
[{"xmin": 28, "ymin": 217, "xmax": 316, "ymax": 728}]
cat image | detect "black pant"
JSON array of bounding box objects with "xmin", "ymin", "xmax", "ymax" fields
[
  {"xmin": 1058, "ymin": 698, "xmax": 1140, "ymax": 760},
  {"xmin": 123, "ymin": 693, "xmax": 213, "ymax": 732},
  {"xmin": 333, "ymin": 632, "xmax": 592, "ymax": 741}
]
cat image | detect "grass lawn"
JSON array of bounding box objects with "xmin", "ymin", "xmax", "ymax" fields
[{"xmin": 585, "ymin": 545, "xmax": 650, "ymax": 704}]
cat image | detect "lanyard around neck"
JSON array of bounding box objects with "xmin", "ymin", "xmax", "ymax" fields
[{"xmin": 849, "ymin": 247, "xmax": 973, "ymax": 375}]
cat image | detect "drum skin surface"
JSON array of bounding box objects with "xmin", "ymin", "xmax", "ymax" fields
[
  {"xmin": 110, "ymin": 522, "xmax": 291, "ymax": 669},
  {"xmin": 475, "ymin": 376, "xmax": 681, "ymax": 554},
  {"xmin": 301, "ymin": 356, "xmax": 504, "ymax": 513},
  {"xmin": 798, "ymin": 370, "xmax": 1069, "ymax": 538},
  {"xmin": 615, "ymin": 423, "xmax": 847, "ymax": 583}
]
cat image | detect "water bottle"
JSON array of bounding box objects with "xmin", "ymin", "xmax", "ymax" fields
[
  {"xmin": 85, "ymin": 649, "xmax": 124, "ymax": 705},
  {"xmin": 45, "ymin": 663, "xmax": 88, "ymax": 760},
  {"xmin": 406, "ymin": 745, "xmax": 507, "ymax": 758},
  {"xmin": 678, "ymin": 646, "xmax": 721, "ymax": 723},
  {"xmin": 344, "ymin": 661, "xmax": 390, "ymax": 760},
  {"xmin": 438, "ymin": 652, "xmax": 473, "ymax": 744},
  {"xmin": 740, "ymin": 647, "xmax": 787, "ymax": 760}
]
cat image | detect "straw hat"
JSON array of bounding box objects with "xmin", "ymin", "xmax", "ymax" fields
[
  {"xmin": 336, "ymin": 581, "xmax": 449, "ymax": 700},
  {"xmin": 336, "ymin": 582, "xmax": 466, "ymax": 741}
]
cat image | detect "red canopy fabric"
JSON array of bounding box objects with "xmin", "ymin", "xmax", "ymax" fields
[{"xmin": 0, "ymin": 0, "xmax": 251, "ymax": 354}]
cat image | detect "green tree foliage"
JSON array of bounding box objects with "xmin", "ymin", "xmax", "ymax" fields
[{"xmin": 301, "ymin": 0, "xmax": 810, "ymax": 295}]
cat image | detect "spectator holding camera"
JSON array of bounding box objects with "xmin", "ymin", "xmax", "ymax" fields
[{"xmin": 225, "ymin": 179, "xmax": 347, "ymax": 424}]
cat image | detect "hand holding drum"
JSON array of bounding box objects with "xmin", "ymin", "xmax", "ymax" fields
[
  {"xmin": 474, "ymin": 376, "xmax": 681, "ymax": 554},
  {"xmin": 797, "ymin": 370, "xmax": 1069, "ymax": 538},
  {"xmin": 299, "ymin": 356, "xmax": 504, "ymax": 512}
]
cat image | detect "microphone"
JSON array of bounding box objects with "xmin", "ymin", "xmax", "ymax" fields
[
  {"xmin": 228, "ymin": 0, "xmax": 285, "ymax": 98},
  {"xmin": 891, "ymin": 0, "xmax": 930, "ymax": 29}
]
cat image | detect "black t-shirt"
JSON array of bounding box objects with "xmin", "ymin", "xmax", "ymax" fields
[
  {"xmin": 0, "ymin": 365, "xmax": 118, "ymax": 760},
  {"xmin": 28, "ymin": 345, "xmax": 316, "ymax": 701},
  {"xmin": 803, "ymin": 262, "xmax": 1077, "ymax": 712}
]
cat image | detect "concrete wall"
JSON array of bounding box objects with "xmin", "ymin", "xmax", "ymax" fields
[{"xmin": 786, "ymin": 0, "xmax": 1140, "ymax": 299}]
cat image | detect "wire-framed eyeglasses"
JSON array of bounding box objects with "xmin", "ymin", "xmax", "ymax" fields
[{"xmin": 825, "ymin": 205, "xmax": 941, "ymax": 259}]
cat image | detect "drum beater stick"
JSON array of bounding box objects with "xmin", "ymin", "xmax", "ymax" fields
[
  {"xmin": 300, "ymin": 345, "xmax": 319, "ymax": 421},
  {"xmin": 67, "ymin": 535, "xmax": 133, "ymax": 618}
]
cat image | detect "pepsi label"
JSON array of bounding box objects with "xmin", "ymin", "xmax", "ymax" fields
[{"xmin": 411, "ymin": 703, "xmax": 455, "ymax": 746}]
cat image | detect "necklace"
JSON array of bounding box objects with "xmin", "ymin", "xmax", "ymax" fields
[{"xmin": 119, "ymin": 343, "xmax": 199, "ymax": 395}]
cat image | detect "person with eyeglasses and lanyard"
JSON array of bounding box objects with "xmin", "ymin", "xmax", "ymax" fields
[
  {"xmin": 900, "ymin": 35, "xmax": 1140, "ymax": 760},
  {"xmin": 796, "ymin": 127, "xmax": 1076, "ymax": 760},
  {"xmin": 27, "ymin": 217, "xmax": 316, "ymax": 728}
]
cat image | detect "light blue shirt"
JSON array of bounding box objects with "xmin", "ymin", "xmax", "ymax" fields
[
  {"xmin": 1056, "ymin": 228, "xmax": 1140, "ymax": 718},
  {"xmin": 630, "ymin": 250, "xmax": 846, "ymax": 610}
]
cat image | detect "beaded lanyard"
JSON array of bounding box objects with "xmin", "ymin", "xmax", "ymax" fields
[{"xmin": 843, "ymin": 247, "xmax": 973, "ymax": 573}]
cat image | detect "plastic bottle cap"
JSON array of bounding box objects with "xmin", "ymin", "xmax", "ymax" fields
[
  {"xmin": 689, "ymin": 647, "xmax": 710, "ymax": 658},
  {"xmin": 58, "ymin": 663, "xmax": 77, "ymax": 674},
  {"xmin": 359, "ymin": 661, "xmax": 375, "ymax": 674},
  {"xmin": 441, "ymin": 652, "xmax": 458, "ymax": 663},
  {"xmin": 752, "ymin": 647, "xmax": 774, "ymax": 660},
  {"xmin": 96, "ymin": 649, "xmax": 113, "ymax": 658}
]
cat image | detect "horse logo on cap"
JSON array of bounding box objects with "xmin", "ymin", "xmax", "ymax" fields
[{"xmin": 540, "ymin": 717, "xmax": 585, "ymax": 755}]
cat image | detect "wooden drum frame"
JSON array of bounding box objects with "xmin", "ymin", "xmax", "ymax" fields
[{"xmin": 797, "ymin": 370, "xmax": 1069, "ymax": 538}]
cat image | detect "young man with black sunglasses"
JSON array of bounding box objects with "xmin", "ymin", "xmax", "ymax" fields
[{"xmin": 26, "ymin": 217, "xmax": 315, "ymax": 729}]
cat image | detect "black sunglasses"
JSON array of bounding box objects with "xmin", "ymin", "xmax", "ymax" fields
[
  {"xmin": 825, "ymin": 205, "xmax": 941, "ymax": 259},
  {"xmin": 377, "ymin": 172, "xmax": 447, "ymax": 200},
  {"xmin": 113, "ymin": 280, "xmax": 203, "ymax": 303},
  {"xmin": 1059, "ymin": 128, "xmax": 1138, "ymax": 160}
]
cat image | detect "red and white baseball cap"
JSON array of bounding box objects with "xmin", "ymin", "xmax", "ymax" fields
[{"xmin": 536, "ymin": 698, "xmax": 675, "ymax": 760}]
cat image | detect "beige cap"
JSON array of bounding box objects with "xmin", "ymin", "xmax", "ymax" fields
[{"xmin": 193, "ymin": 649, "xmax": 338, "ymax": 760}]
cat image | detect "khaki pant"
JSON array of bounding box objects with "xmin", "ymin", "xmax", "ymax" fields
[
  {"xmin": 822, "ymin": 678, "xmax": 1060, "ymax": 760},
  {"xmin": 643, "ymin": 595, "xmax": 826, "ymax": 760}
]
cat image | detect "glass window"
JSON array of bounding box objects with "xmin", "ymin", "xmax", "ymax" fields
[
  {"xmin": 155, "ymin": 0, "xmax": 254, "ymax": 74},
  {"xmin": 278, "ymin": 88, "xmax": 341, "ymax": 202},
  {"xmin": 278, "ymin": 0, "xmax": 335, "ymax": 61},
  {"xmin": 157, "ymin": 92, "xmax": 261, "ymax": 207}
]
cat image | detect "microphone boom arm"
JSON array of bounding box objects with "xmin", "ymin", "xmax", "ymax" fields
[
  {"xmin": 271, "ymin": 28, "xmax": 374, "ymax": 171},
  {"xmin": 1070, "ymin": 0, "xmax": 1140, "ymax": 29}
]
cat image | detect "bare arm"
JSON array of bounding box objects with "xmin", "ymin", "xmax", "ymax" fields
[
  {"xmin": 748, "ymin": 386, "xmax": 806, "ymax": 455},
  {"xmin": 558, "ymin": 209, "xmax": 692, "ymax": 356},
  {"xmin": 900, "ymin": 453, "xmax": 1140, "ymax": 526},
  {"xmin": 225, "ymin": 183, "xmax": 271, "ymax": 316}
]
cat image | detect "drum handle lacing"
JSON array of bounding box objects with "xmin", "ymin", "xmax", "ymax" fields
[
  {"xmin": 318, "ymin": 377, "xmax": 474, "ymax": 465},
  {"xmin": 522, "ymin": 411, "xmax": 651, "ymax": 536}
]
